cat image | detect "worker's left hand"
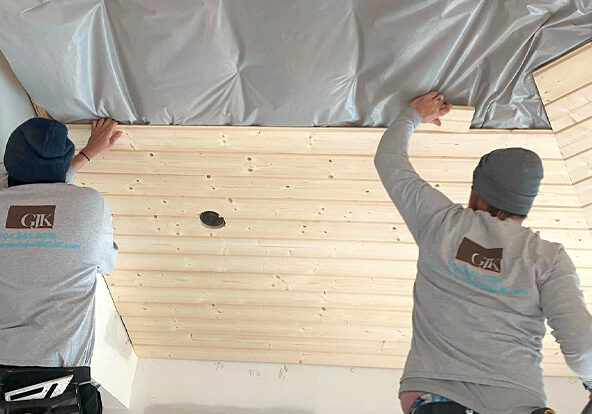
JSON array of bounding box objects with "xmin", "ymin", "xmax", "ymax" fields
[
  {"xmin": 409, "ymin": 91, "xmax": 452, "ymax": 126},
  {"xmin": 82, "ymin": 118, "xmax": 123, "ymax": 160}
]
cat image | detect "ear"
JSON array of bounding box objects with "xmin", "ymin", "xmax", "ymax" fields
[
  {"xmin": 476, "ymin": 196, "xmax": 489, "ymax": 211},
  {"xmin": 468, "ymin": 190, "xmax": 477, "ymax": 209}
]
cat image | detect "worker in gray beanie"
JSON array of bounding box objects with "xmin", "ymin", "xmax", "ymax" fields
[
  {"xmin": 374, "ymin": 91, "xmax": 592, "ymax": 414},
  {"xmin": 471, "ymin": 147, "xmax": 544, "ymax": 218},
  {"xmin": 0, "ymin": 117, "xmax": 122, "ymax": 414}
]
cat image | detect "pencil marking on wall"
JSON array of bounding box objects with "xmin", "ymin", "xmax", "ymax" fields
[{"xmin": 279, "ymin": 364, "xmax": 288, "ymax": 380}]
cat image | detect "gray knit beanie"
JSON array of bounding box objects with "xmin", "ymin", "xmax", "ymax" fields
[{"xmin": 472, "ymin": 148, "xmax": 544, "ymax": 216}]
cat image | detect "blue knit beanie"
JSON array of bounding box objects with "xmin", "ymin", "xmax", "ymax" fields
[
  {"xmin": 4, "ymin": 118, "xmax": 74, "ymax": 184},
  {"xmin": 472, "ymin": 148, "xmax": 544, "ymax": 216}
]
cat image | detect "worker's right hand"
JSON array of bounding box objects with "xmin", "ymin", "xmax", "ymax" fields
[
  {"xmin": 409, "ymin": 91, "xmax": 452, "ymax": 126},
  {"xmin": 82, "ymin": 118, "xmax": 123, "ymax": 160}
]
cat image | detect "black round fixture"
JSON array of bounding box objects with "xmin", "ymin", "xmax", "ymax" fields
[{"xmin": 199, "ymin": 211, "xmax": 226, "ymax": 229}]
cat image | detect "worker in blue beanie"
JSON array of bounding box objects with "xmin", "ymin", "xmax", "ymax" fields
[
  {"xmin": 0, "ymin": 117, "xmax": 122, "ymax": 413},
  {"xmin": 374, "ymin": 91, "xmax": 592, "ymax": 414},
  {"xmin": 3, "ymin": 117, "xmax": 122, "ymax": 186}
]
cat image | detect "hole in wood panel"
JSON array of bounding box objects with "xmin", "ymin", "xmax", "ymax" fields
[{"xmin": 200, "ymin": 211, "xmax": 226, "ymax": 229}]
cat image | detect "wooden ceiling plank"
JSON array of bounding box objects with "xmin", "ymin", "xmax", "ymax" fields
[
  {"xmin": 113, "ymin": 303, "xmax": 590, "ymax": 339},
  {"xmin": 544, "ymin": 83, "xmax": 592, "ymax": 121},
  {"xmin": 76, "ymin": 152, "xmax": 571, "ymax": 184},
  {"xmin": 124, "ymin": 316, "xmax": 416, "ymax": 342},
  {"xmin": 565, "ymin": 151, "xmax": 592, "ymax": 183},
  {"xmin": 535, "ymin": 43, "xmax": 592, "ymax": 233},
  {"xmin": 109, "ymin": 236, "xmax": 592, "ymax": 268},
  {"xmin": 555, "ymin": 118, "xmax": 592, "ymax": 146},
  {"xmin": 106, "ymin": 238, "xmax": 592, "ymax": 268},
  {"xmin": 110, "ymin": 216, "xmax": 592, "ymax": 248},
  {"xmin": 119, "ymin": 315, "xmax": 561, "ymax": 350},
  {"xmin": 110, "ymin": 209, "xmax": 586, "ymax": 230},
  {"xmin": 109, "ymin": 285, "xmax": 416, "ymax": 311},
  {"xmin": 126, "ymin": 331, "xmax": 566, "ymax": 366},
  {"xmin": 534, "ymin": 41, "xmax": 592, "ymax": 105},
  {"xmin": 545, "ymin": 96, "xmax": 592, "ymax": 133},
  {"xmin": 112, "ymin": 253, "xmax": 420, "ymax": 279},
  {"xmin": 111, "ymin": 236, "xmax": 421, "ymax": 262},
  {"xmin": 133, "ymin": 344, "xmax": 410, "ymax": 368},
  {"xmin": 67, "ymin": 124, "xmax": 561, "ymax": 160},
  {"xmin": 107, "ymin": 283, "xmax": 592, "ymax": 312},
  {"xmin": 106, "ymin": 269, "xmax": 592, "ymax": 294},
  {"xmin": 114, "ymin": 302, "xmax": 411, "ymax": 326},
  {"xmin": 75, "ymin": 174, "xmax": 580, "ymax": 208},
  {"xmin": 107, "ymin": 265, "xmax": 592, "ymax": 287},
  {"xmin": 131, "ymin": 345, "xmax": 571, "ymax": 376},
  {"xmin": 107, "ymin": 272, "xmax": 416, "ymax": 296},
  {"xmin": 577, "ymin": 179, "xmax": 592, "ymax": 206},
  {"xmin": 128, "ymin": 332, "xmax": 415, "ymax": 353},
  {"xmin": 102, "ymin": 189, "xmax": 583, "ymax": 218}
]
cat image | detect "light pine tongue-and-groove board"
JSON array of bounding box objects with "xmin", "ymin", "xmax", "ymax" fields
[
  {"xmin": 535, "ymin": 41, "xmax": 592, "ymax": 229},
  {"xmin": 68, "ymin": 50, "xmax": 591, "ymax": 376}
]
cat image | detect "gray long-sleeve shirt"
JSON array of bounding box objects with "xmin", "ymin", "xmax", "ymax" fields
[
  {"xmin": 374, "ymin": 107, "xmax": 592, "ymax": 413},
  {"xmin": 0, "ymin": 183, "xmax": 117, "ymax": 367}
]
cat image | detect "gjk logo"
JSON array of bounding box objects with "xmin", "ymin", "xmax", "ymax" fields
[
  {"xmin": 470, "ymin": 253, "xmax": 501, "ymax": 273},
  {"xmin": 20, "ymin": 213, "xmax": 54, "ymax": 229},
  {"xmin": 456, "ymin": 237, "xmax": 503, "ymax": 274},
  {"xmin": 6, "ymin": 205, "xmax": 56, "ymax": 229}
]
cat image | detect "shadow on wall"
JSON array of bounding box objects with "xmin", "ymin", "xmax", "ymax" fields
[{"xmin": 144, "ymin": 405, "xmax": 313, "ymax": 414}]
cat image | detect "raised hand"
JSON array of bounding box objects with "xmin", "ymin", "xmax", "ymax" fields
[
  {"xmin": 409, "ymin": 90, "xmax": 452, "ymax": 126},
  {"xmin": 82, "ymin": 118, "xmax": 123, "ymax": 160}
]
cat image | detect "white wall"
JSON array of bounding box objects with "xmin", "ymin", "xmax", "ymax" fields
[
  {"xmin": 103, "ymin": 358, "xmax": 587, "ymax": 414},
  {"xmin": 0, "ymin": 49, "xmax": 34, "ymax": 141},
  {"xmin": 0, "ymin": 48, "xmax": 36, "ymax": 187},
  {"xmin": 92, "ymin": 275, "xmax": 138, "ymax": 408}
]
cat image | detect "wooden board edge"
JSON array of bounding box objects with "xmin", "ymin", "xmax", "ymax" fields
[
  {"xmin": 66, "ymin": 105, "xmax": 476, "ymax": 133},
  {"xmin": 533, "ymin": 41, "xmax": 592, "ymax": 78}
]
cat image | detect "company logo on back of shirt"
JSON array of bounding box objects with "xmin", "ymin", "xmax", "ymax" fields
[
  {"xmin": 455, "ymin": 237, "xmax": 502, "ymax": 273},
  {"xmin": 6, "ymin": 205, "xmax": 56, "ymax": 229}
]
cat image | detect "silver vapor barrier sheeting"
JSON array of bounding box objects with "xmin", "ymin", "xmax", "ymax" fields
[{"xmin": 0, "ymin": 0, "xmax": 591, "ymax": 128}]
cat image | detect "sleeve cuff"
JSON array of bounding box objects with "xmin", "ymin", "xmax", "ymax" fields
[{"xmin": 398, "ymin": 106, "xmax": 422, "ymax": 128}]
